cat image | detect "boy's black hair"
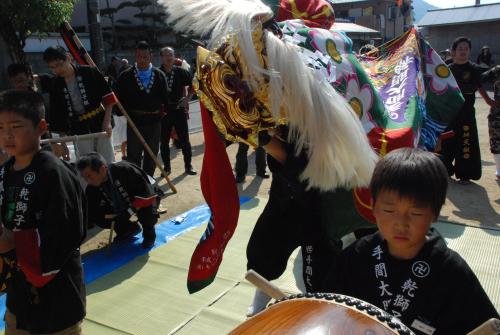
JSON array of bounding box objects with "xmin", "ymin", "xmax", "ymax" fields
[
  {"xmin": 136, "ymin": 41, "xmax": 151, "ymax": 51},
  {"xmin": 370, "ymin": 148, "xmax": 448, "ymax": 218},
  {"xmin": 451, "ymin": 36, "xmax": 471, "ymax": 51},
  {"xmin": 0, "ymin": 89, "xmax": 45, "ymax": 126},
  {"xmin": 76, "ymin": 152, "xmax": 107, "ymax": 173},
  {"xmin": 43, "ymin": 45, "xmax": 68, "ymax": 63},
  {"xmin": 7, "ymin": 63, "xmax": 31, "ymax": 78}
]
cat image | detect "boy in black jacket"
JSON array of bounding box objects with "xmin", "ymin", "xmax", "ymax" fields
[
  {"xmin": 0, "ymin": 90, "xmax": 86, "ymax": 334},
  {"xmin": 323, "ymin": 148, "xmax": 499, "ymax": 334}
]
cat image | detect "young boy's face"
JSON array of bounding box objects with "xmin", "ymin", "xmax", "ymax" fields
[
  {"xmin": 452, "ymin": 41, "xmax": 471, "ymax": 65},
  {"xmin": 80, "ymin": 165, "xmax": 107, "ymax": 187},
  {"xmin": 372, "ymin": 189, "xmax": 435, "ymax": 260},
  {"xmin": 0, "ymin": 111, "xmax": 45, "ymax": 159}
]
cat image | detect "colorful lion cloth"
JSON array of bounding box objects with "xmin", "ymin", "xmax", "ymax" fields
[
  {"xmin": 280, "ymin": 21, "xmax": 463, "ymax": 227},
  {"xmin": 161, "ymin": 0, "xmax": 462, "ymax": 292}
]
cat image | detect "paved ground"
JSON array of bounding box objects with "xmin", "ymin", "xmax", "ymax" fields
[{"xmin": 81, "ymin": 94, "xmax": 499, "ymax": 254}]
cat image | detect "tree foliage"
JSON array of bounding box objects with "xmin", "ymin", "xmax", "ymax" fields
[{"xmin": 0, "ymin": 0, "xmax": 77, "ymax": 63}]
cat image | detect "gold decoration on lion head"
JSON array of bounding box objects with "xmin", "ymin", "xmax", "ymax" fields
[{"xmin": 194, "ymin": 27, "xmax": 285, "ymax": 147}]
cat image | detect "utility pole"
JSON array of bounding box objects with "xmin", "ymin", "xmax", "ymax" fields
[{"xmin": 87, "ymin": 0, "xmax": 105, "ymax": 69}]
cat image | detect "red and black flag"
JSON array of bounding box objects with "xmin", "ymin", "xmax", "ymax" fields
[
  {"xmin": 186, "ymin": 103, "xmax": 240, "ymax": 293},
  {"xmin": 59, "ymin": 23, "xmax": 89, "ymax": 66}
]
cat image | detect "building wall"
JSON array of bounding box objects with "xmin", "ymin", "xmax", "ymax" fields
[
  {"xmin": 420, "ymin": 21, "xmax": 500, "ymax": 63},
  {"xmin": 332, "ymin": 0, "xmax": 413, "ymax": 43}
]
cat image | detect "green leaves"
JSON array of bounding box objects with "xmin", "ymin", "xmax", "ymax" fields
[
  {"xmin": 0, "ymin": 0, "xmax": 77, "ymax": 62},
  {"xmin": 0, "ymin": 0, "xmax": 76, "ymax": 35}
]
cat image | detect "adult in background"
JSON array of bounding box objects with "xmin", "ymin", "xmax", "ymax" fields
[
  {"xmin": 234, "ymin": 143, "xmax": 269, "ymax": 183},
  {"xmin": 116, "ymin": 41, "xmax": 168, "ymax": 177},
  {"xmin": 440, "ymin": 37, "xmax": 496, "ymax": 183},
  {"xmin": 439, "ymin": 49, "xmax": 452, "ymax": 64},
  {"xmin": 476, "ymin": 45, "xmax": 493, "ymax": 69},
  {"xmin": 158, "ymin": 46, "xmax": 196, "ymax": 175},
  {"xmin": 119, "ymin": 58, "xmax": 131, "ymax": 74},
  {"xmin": 39, "ymin": 45, "xmax": 116, "ymax": 163},
  {"xmin": 106, "ymin": 56, "xmax": 121, "ymax": 85}
]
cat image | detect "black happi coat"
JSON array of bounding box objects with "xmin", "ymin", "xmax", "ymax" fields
[
  {"xmin": 39, "ymin": 65, "xmax": 113, "ymax": 135},
  {"xmin": 442, "ymin": 61, "xmax": 484, "ymax": 180},
  {"xmin": 324, "ymin": 228, "xmax": 499, "ymax": 334},
  {"xmin": 0, "ymin": 149, "xmax": 87, "ymax": 333},
  {"xmin": 85, "ymin": 160, "xmax": 156, "ymax": 228},
  {"xmin": 159, "ymin": 65, "xmax": 193, "ymax": 113},
  {"xmin": 115, "ymin": 66, "xmax": 168, "ymax": 124},
  {"xmin": 247, "ymin": 126, "xmax": 338, "ymax": 292}
]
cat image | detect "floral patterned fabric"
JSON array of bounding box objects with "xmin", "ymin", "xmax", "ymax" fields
[
  {"xmin": 280, "ymin": 22, "xmax": 464, "ymax": 225},
  {"xmin": 281, "ymin": 22, "xmax": 463, "ymax": 153}
]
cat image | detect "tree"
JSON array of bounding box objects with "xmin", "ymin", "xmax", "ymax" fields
[
  {"xmin": 101, "ymin": 1, "xmax": 118, "ymax": 50},
  {"xmin": 0, "ymin": 0, "xmax": 77, "ymax": 63}
]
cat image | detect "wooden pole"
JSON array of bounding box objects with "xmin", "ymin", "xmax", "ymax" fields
[
  {"xmin": 41, "ymin": 131, "xmax": 107, "ymax": 144},
  {"xmin": 62, "ymin": 21, "xmax": 177, "ymax": 193},
  {"xmin": 467, "ymin": 319, "xmax": 500, "ymax": 335},
  {"xmin": 245, "ymin": 270, "xmax": 286, "ymax": 300},
  {"xmin": 104, "ymin": 214, "xmax": 116, "ymax": 253}
]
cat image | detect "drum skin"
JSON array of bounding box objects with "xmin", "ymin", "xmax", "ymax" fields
[{"xmin": 229, "ymin": 293, "xmax": 414, "ymax": 335}]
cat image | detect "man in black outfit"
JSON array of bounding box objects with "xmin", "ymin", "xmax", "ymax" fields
[
  {"xmin": 39, "ymin": 46, "xmax": 117, "ymax": 164},
  {"xmin": 77, "ymin": 152, "xmax": 159, "ymax": 249},
  {"xmin": 245, "ymin": 127, "xmax": 338, "ymax": 315},
  {"xmin": 158, "ymin": 46, "xmax": 197, "ymax": 176},
  {"xmin": 234, "ymin": 143, "xmax": 269, "ymax": 183},
  {"xmin": 116, "ymin": 41, "xmax": 168, "ymax": 177},
  {"xmin": 440, "ymin": 37, "xmax": 496, "ymax": 183}
]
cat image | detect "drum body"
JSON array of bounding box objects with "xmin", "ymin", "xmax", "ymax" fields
[{"xmin": 229, "ymin": 293, "xmax": 414, "ymax": 335}]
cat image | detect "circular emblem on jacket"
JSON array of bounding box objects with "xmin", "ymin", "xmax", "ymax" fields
[
  {"xmin": 412, "ymin": 261, "xmax": 430, "ymax": 278},
  {"xmin": 24, "ymin": 172, "xmax": 36, "ymax": 185}
]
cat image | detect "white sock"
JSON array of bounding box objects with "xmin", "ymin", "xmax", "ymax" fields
[
  {"xmin": 494, "ymin": 154, "xmax": 500, "ymax": 177},
  {"xmin": 246, "ymin": 289, "xmax": 271, "ymax": 317}
]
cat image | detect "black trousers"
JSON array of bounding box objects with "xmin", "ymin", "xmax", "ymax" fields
[
  {"xmin": 246, "ymin": 178, "xmax": 336, "ymax": 292},
  {"xmin": 235, "ymin": 143, "xmax": 267, "ymax": 177},
  {"xmin": 160, "ymin": 111, "xmax": 192, "ymax": 170},
  {"xmin": 127, "ymin": 121, "xmax": 161, "ymax": 177},
  {"xmin": 97, "ymin": 206, "xmax": 157, "ymax": 241},
  {"xmin": 441, "ymin": 109, "xmax": 482, "ymax": 180}
]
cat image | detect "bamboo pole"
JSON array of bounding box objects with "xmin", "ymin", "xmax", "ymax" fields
[
  {"xmin": 62, "ymin": 21, "xmax": 177, "ymax": 193},
  {"xmin": 41, "ymin": 131, "xmax": 107, "ymax": 144}
]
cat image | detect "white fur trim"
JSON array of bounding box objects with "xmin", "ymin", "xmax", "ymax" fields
[{"xmin": 161, "ymin": 0, "xmax": 378, "ymax": 190}]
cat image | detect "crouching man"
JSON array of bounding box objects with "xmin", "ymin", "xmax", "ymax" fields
[{"xmin": 77, "ymin": 152, "xmax": 160, "ymax": 249}]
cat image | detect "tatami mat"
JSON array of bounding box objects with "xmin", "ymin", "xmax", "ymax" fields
[
  {"xmin": 79, "ymin": 197, "xmax": 499, "ymax": 334},
  {"xmin": 0, "ymin": 197, "xmax": 495, "ymax": 334},
  {"xmin": 83, "ymin": 197, "xmax": 302, "ymax": 334}
]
